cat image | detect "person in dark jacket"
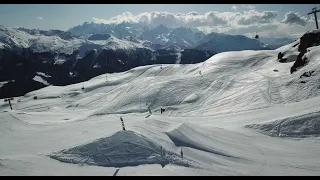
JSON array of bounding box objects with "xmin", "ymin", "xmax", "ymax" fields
[{"xmin": 120, "ymin": 117, "xmax": 126, "ymax": 131}]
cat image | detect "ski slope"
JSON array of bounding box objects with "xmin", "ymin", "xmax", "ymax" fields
[{"xmin": 1, "ymin": 36, "xmax": 320, "ymax": 175}]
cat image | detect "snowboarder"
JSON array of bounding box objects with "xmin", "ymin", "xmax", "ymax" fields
[{"xmin": 180, "ymin": 147, "xmax": 183, "ymax": 159}]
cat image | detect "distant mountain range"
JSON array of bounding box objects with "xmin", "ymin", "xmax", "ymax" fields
[{"xmin": 0, "ymin": 22, "xmax": 294, "ymax": 98}]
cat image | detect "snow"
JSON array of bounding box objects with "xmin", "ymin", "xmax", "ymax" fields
[
  {"xmin": 0, "ymin": 25, "xmax": 150, "ymax": 57},
  {"xmin": 2, "ymin": 37, "xmax": 320, "ymax": 175},
  {"xmin": 0, "ymin": 81, "xmax": 10, "ymax": 88},
  {"xmin": 32, "ymin": 75, "xmax": 50, "ymax": 86},
  {"xmin": 54, "ymin": 55, "xmax": 68, "ymax": 65},
  {"xmin": 246, "ymin": 110, "xmax": 320, "ymax": 138},
  {"xmin": 50, "ymin": 130, "xmax": 194, "ymax": 168},
  {"xmin": 307, "ymin": 29, "xmax": 320, "ymax": 34},
  {"xmin": 36, "ymin": 72, "xmax": 51, "ymax": 78}
]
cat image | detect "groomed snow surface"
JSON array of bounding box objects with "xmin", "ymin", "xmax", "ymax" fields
[{"xmin": 1, "ymin": 41, "xmax": 320, "ymax": 175}]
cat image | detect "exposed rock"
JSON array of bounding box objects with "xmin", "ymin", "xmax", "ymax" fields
[
  {"xmin": 300, "ymin": 70, "xmax": 315, "ymax": 78},
  {"xmin": 298, "ymin": 30, "xmax": 320, "ymax": 52},
  {"xmin": 290, "ymin": 49, "xmax": 308, "ymax": 74}
]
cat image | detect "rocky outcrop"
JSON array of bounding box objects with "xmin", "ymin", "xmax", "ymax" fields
[
  {"xmin": 290, "ymin": 30, "xmax": 320, "ymax": 74},
  {"xmin": 290, "ymin": 49, "xmax": 308, "ymax": 74},
  {"xmin": 88, "ymin": 34, "xmax": 111, "ymax": 40}
]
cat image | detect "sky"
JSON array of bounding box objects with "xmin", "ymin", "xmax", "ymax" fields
[{"xmin": 0, "ymin": 4, "xmax": 320, "ymax": 38}]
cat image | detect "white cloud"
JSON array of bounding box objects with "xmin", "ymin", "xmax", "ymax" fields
[
  {"xmin": 232, "ymin": 5, "xmax": 238, "ymax": 11},
  {"xmin": 281, "ymin": 11, "xmax": 308, "ymax": 26},
  {"xmin": 92, "ymin": 10, "xmax": 278, "ymax": 28},
  {"xmin": 90, "ymin": 10, "xmax": 314, "ymax": 38},
  {"xmin": 237, "ymin": 10, "xmax": 278, "ymax": 25},
  {"xmin": 36, "ymin": 16, "xmax": 43, "ymax": 20},
  {"xmin": 242, "ymin": 5, "xmax": 255, "ymax": 10},
  {"xmin": 93, "ymin": 11, "xmax": 229, "ymax": 28}
]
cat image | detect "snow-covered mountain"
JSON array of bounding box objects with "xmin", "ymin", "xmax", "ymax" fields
[
  {"xmin": 2, "ymin": 29, "xmax": 320, "ymax": 175},
  {"xmin": 68, "ymin": 22, "xmax": 148, "ymax": 39},
  {"xmin": 0, "ymin": 22, "xmax": 300, "ymax": 99},
  {"xmin": 259, "ymin": 37, "xmax": 296, "ymax": 49},
  {"xmin": 0, "ymin": 25, "xmax": 215, "ymax": 98},
  {"xmin": 67, "ymin": 22, "xmax": 273, "ymax": 51},
  {"xmin": 139, "ymin": 25, "xmax": 205, "ymax": 49},
  {"xmin": 195, "ymin": 33, "xmax": 271, "ymax": 53}
]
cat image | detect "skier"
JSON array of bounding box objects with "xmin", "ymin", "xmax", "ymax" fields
[
  {"xmin": 160, "ymin": 146, "xmax": 166, "ymax": 168},
  {"xmin": 180, "ymin": 147, "xmax": 183, "ymax": 159},
  {"xmin": 120, "ymin": 117, "xmax": 126, "ymax": 131},
  {"xmin": 147, "ymin": 103, "xmax": 152, "ymax": 114}
]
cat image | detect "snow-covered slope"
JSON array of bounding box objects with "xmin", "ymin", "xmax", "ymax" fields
[
  {"xmin": 246, "ymin": 110, "xmax": 320, "ymax": 138},
  {"xmin": 1, "ymin": 29, "xmax": 319, "ymax": 117},
  {"xmin": 2, "ymin": 30, "xmax": 320, "ymax": 176}
]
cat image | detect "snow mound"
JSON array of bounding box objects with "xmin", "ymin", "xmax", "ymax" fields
[
  {"xmin": 246, "ymin": 111, "xmax": 320, "ymax": 138},
  {"xmin": 49, "ymin": 130, "xmax": 194, "ymax": 168},
  {"xmin": 182, "ymin": 93, "xmax": 199, "ymax": 103},
  {"xmin": 166, "ymin": 123, "xmax": 248, "ymax": 161}
]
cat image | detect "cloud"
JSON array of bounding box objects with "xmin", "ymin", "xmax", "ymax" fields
[
  {"xmin": 36, "ymin": 16, "xmax": 43, "ymax": 20},
  {"xmin": 281, "ymin": 11, "xmax": 308, "ymax": 26},
  {"xmin": 231, "ymin": 5, "xmax": 238, "ymax": 11},
  {"xmin": 242, "ymin": 5, "xmax": 255, "ymax": 10},
  {"xmin": 92, "ymin": 11, "xmax": 229, "ymax": 28},
  {"xmin": 90, "ymin": 10, "xmax": 313, "ymax": 38},
  {"xmin": 237, "ymin": 10, "xmax": 278, "ymax": 25},
  {"xmin": 91, "ymin": 10, "xmax": 278, "ymax": 28}
]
